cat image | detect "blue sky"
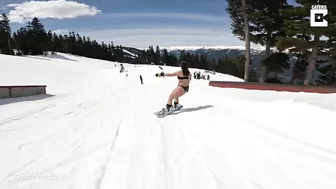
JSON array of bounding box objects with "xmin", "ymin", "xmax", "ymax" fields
[{"xmin": 0, "ymin": 0, "xmax": 298, "ymax": 49}]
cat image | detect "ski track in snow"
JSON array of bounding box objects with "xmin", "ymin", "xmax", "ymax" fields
[{"xmin": 0, "ymin": 53, "xmax": 336, "ymax": 189}]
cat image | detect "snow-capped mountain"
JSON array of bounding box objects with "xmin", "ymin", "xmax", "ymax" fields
[
  {"xmin": 163, "ymin": 45, "xmax": 266, "ymax": 59},
  {"xmin": 123, "ymin": 45, "xmax": 267, "ymax": 63},
  {"xmin": 163, "ymin": 45, "xmax": 265, "ymax": 51},
  {"xmin": 162, "ymin": 45, "xmax": 268, "ymax": 70}
]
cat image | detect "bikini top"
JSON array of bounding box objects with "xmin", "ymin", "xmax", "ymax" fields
[{"xmin": 177, "ymin": 72, "xmax": 190, "ymax": 80}]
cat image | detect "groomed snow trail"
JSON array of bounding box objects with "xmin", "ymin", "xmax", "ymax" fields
[{"xmin": 0, "ymin": 53, "xmax": 336, "ymax": 189}]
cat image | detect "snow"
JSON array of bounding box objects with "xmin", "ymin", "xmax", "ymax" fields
[
  {"xmin": 0, "ymin": 52, "xmax": 336, "ymax": 189},
  {"xmin": 162, "ymin": 45, "xmax": 265, "ymax": 52},
  {"xmin": 122, "ymin": 49, "xmax": 137, "ymax": 57}
]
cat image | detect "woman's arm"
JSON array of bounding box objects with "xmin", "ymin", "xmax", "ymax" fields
[{"xmin": 164, "ymin": 71, "xmax": 180, "ymax": 77}]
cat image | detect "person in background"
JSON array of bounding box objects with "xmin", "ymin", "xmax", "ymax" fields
[{"xmin": 140, "ymin": 75, "xmax": 143, "ymax": 84}]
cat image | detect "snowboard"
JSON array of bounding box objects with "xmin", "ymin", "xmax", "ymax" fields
[{"xmin": 154, "ymin": 105, "xmax": 183, "ymax": 118}]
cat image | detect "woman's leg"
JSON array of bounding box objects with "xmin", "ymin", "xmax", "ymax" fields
[
  {"xmin": 167, "ymin": 87, "xmax": 185, "ymax": 106},
  {"xmin": 174, "ymin": 97, "xmax": 179, "ymax": 104}
]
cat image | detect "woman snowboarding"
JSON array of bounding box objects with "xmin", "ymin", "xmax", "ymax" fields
[{"xmin": 158, "ymin": 61, "xmax": 191, "ymax": 114}]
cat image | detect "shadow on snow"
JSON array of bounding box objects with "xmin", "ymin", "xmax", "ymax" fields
[
  {"xmin": 171, "ymin": 105, "xmax": 214, "ymax": 115},
  {"xmin": 0, "ymin": 94, "xmax": 55, "ymax": 106}
]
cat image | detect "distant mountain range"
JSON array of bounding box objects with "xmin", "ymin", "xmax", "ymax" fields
[
  {"xmin": 163, "ymin": 45, "xmax": 266, "ymax": 57},
  {"xmin": 122, "ymin": 45, "xmax": 268, "ymax": 69},
  {"xmin": 162, "ymin": 45, "xmax": 268, "ymax": 69}
]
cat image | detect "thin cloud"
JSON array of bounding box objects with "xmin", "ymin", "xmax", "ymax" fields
[
  {"xmin": 103, "ymin": 12, "xmax": 226, "ymax": 23},
  {"xmin": 86, "ymin": 28, "xmax": 222, "ymax": 37},
  {"xmin": 6, "ymin": 0, "xmax": 101, "ymax": 23},
  {"xmin": 7, "ymin": 4, "xmax": 20, "ymax": 8},
  {"xmin": 77, "ymin": 27, "xmax": 243, "ymax": 49},
  {"xmin": 52, "ymin": 29, "xmax": 69, "ymax": 34}
]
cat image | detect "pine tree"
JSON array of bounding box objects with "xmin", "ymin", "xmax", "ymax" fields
[
  {"xmin": 179, "ymin": 50, "xmax": 186, "ymax": 62},
  {"xmin": 147, "ymin": 46, "xmax": 155, "ymax": 64},
  {"xmin": 52, "ymin": 33, "xmax": 61, "ymax": 53},
  {"xmin": 290, "ymin": 53, "xmax": 308, "ymax": 84},
  {"xmin": 225, "ymin": 0, "xmax": 251, "ymax": 81},
  {"xmin": 226, "ymin": 0, "xmax": 289, "ymax": 82},
  {"xmin": 161, "ymin": 49, "xmax": 169, "ymax": 65},
  {"xmin": 14, "ymin": 27, "xmax": 29, "ymax": 55},
  {"xmin": 155, "ymin": 45, "xmax": 161, "ymax": 65},
  {"xmin": 322, "ymin": 7, "xmax": 336, "ymax": 85},
  {"xmin": 315, "ymin": 58, "xmax": 331, "ymax": 85},
  {"xmin": 76, "ymin": 33, "xmax": 84, "ymax": 56},
  {"xmin": 27, "ymin": 17, "xmax": 47, "ymax": 55},
  {"xmin": 261, "ymin": 52, "xmax": 290, "ymax": 79},
  {"xmin": 250, "ymin": 0, "xmax": 289, "ymax": 82},
  {"xmin": 185, "ymin": 52, "xmax": 193, "ymax": 67},
  {"xmin": 46, "ymin": 30, "xmax": 53, "ymax": 52},
  {"xmin": 278, "ymin": 0, "xmax": 336, "ymax": 85},
  {"xmin": 0, "ymin": 14, "xmax": 12, "ymax": 54}
]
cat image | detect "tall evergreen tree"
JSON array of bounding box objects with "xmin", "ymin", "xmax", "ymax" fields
[
  {"xmin": 250, "ymin": 0, "xmax": 289, "ymax": 82},
  {"xmin": 278, "ymin": 0, "xmax": 336, "ymax": 85},
  {"xmin": 14, "ymin": 27, "xmax": 30, "ymax": 55},
  {"xmin": 161, "ymin": 49, "xmax": 169, "ymax": 65},
  {"xmin": 155, "ymin": 45, "xmax": 161, "ymax": 65},
  {"xmin": 27, "ymin": 17, "xmax": 47, "ymax": 55},
  {"xmin": 226, "ymin": 0, "xmax": 289, "ymax": 82},
  {"xmin": 226, "ymin": 0, "xmax": 251, "ymax": 81},
  {"xmin": 179, "ymin": 50, "xmax": 186, "ymax": 62},
  {"xmin": 147, "ymin": 45, "xmax": 155, "ymax": 64},
  {"xmin": 0, "ymin": 14, "xmax": 12, "ymax": 54},
  {"xmin": 261, "ymin": 52, "xmax": 290, "ymax": 79}
]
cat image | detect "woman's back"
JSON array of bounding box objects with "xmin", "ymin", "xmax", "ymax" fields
[{"xmin": 177, "ymin": 71, "xmax": 190, "ymax": 86}]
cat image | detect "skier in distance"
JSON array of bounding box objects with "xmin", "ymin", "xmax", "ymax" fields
[
  {"xmin": 160, "ymin": 61, "xmax": 191, "ymax": 112},
  {"xmin": 140, "ymin": 75, "xmax": 143, "ymax": 84}
]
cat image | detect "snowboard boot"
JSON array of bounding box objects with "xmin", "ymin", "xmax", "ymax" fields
[
  {"xmin": 157, "ymin": 104, "xmax": 173, "ymax": 116},
  {"xmin": 173, "ymin": 101, "xmax": 182, "ymax": 110},
  {"xmin": 166, "ymin": 104, "xmax": 174, "ymax": 112}
]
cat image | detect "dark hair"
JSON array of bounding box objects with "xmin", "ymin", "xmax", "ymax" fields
[{"xmin": 180, "ymin": 61, "xmax": 189, "ymax": 76}]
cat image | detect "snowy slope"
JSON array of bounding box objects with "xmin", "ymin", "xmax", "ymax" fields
[{"xmin": 0, "ymin": 53, "xmax": 336, "ymax": 189}]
